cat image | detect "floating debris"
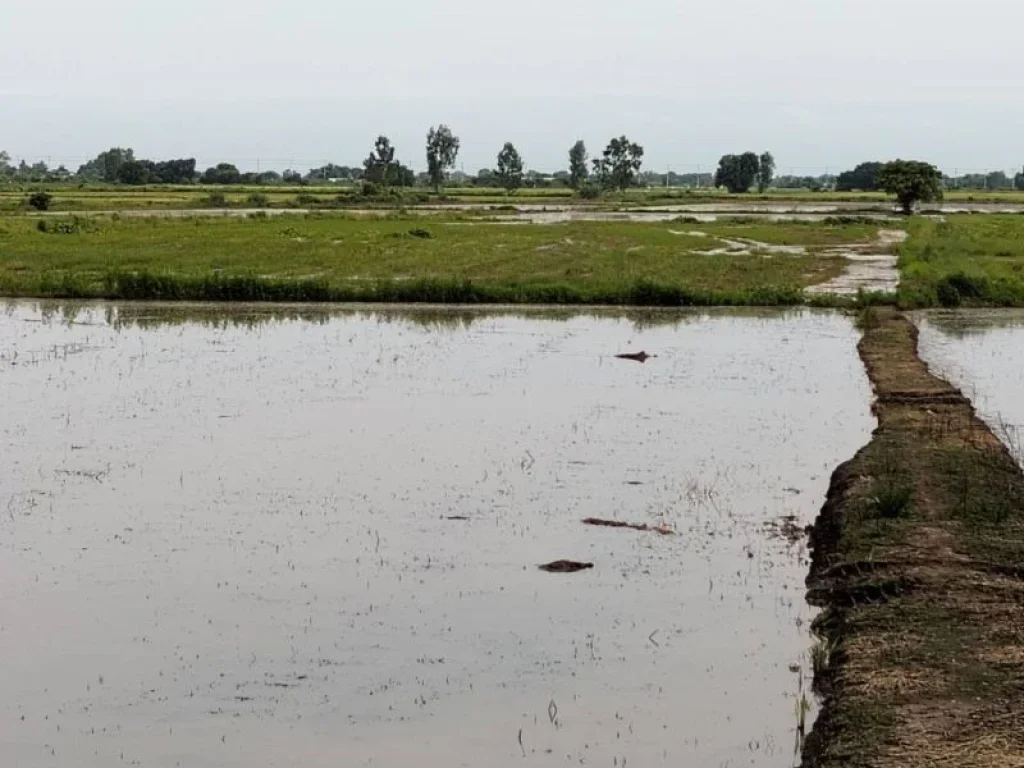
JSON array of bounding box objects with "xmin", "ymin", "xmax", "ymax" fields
[
  {"xmin": 583, "ymin": 518, "xmax": 674, "ymax": 535},
  {"xmin": 538, "ymin": 560, "xmax": 594, "ymax": 573},
  {"xmin": 615, "ymin": 351, "xmax": 654, "ymax": 363},
  {"xmin": 445, "ymin": 515, "xmax": 469, "ymax": 521},
  {"xmin": 763, "ymin": 515, "xmax": 807, "ymax": 544}
]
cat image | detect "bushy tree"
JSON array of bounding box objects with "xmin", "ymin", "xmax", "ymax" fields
[
  {"xmin": 569, "ymin": 140, "xmax": 589, "ymax": 191},
  {"xmin": 116, "ymin": 160, "xmax": 154, "ymax": 185},
  {"xmin": 757, "ymin": 152, "xmax": 775, "ymax": 193},
  {"xmin": 153, "ymin": 158, "xmax": 196, "ymax": 184},
  {"xmin": 495, "ymin": 142, "xmax": 524, "ymax": 192},
  {"xmin": 1015, "ymin": 167, "xmax": 1024, "ymax": 191},
  {"xmin": 201, "ymin": 163, "xmax": 242, "ymax": 184},
  {"xmin": 835, "ymin": 162, "xmax": 884, "ymax": 192},
  {"xmin": 474, "ymin": 167, "xmax": 496, "ymax": 186},
  {"xmin": 985, "ymin": 170, "xmax": 1011, "ymax": 190},
  {"xmin": 94, "ymin": 155, "xmax": 196, "ymax": 185},
  {"xmin": 714, "ymin": 153, "xmax": 760, "ymax": 193},
  {"xmin": 363, "ymin": 135, "xmax": 396, "ymax": 185},
  {"xmin": 77, "ymin": 148, "xmax": 135, "ymax": 183},
  {"xmin": 27, "ymin": 191, "xmax": 53, "ymax": 211},
  {"xmin": 390, "ymin": 163, "xmax": 416, "ymax": 187},
  {"xmin": 425, "ymin": 124, "xmax": 460, "ymax": 193},
  {"xmin": 877, "ymin": 160, "xmax": 943, "ymax": 214},
  {"xmin": 592, "ymin": 136, "xmax": 643, "ymax": 192}
]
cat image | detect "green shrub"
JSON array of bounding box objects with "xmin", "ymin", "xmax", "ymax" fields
[
  {"xmin": 37, "ymin": 218, "xmax": 86, "ymax": 235},
  {"xmin": 936, "ymin": 280, "xmax": 961, "ymax": 307},
  {"xmin": 28, "ymin": 191, "xmax": 53, "ymax": 211},
  {"xmin": 246, "ymin": 192, "xmax": 269, "ymax": 207}
]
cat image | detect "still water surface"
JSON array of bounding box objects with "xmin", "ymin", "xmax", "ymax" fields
[
  {"xmin": 0, "ymin": 302, "xmax": 873, "ymax": 767},
  {"xmin": 916, "ymin": 310, "xmax": 1024, "ymax": 464}
]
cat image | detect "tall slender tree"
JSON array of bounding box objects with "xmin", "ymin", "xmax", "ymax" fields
[
  {"xmin": 569, "ymin": 140, "xmax": 589, "ymax": 191},
  {"xmin": 426, "ymin": 125, "xmax": 460, "ymax": 193},
  {"xmin": 363, "ymin": 135, "xmax": 396, "ymax": 185},
  {"xmin": 495, "ymin": 142, "xmax": 524, "ymax": 192},
  {"xmin": 757, "ymin": 152, "xmax": 776, "ymax": 193}
]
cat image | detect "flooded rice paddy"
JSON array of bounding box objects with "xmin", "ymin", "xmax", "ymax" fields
[
  {"xmin": 916, "ymin": 310, "xmax": 1024, "ymax": 464},
  {"xmin": 0, "ymin": 302, "xmax": 874, "ymax": 767}
]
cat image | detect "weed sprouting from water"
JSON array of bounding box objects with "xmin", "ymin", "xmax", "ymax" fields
[
  {"xmin": 810, "ymin": 637, "xmax": 834, "ymax": 679},
  {"xmin": 856, "ymin": 305, "xmax": 881, "ymax": 332}
]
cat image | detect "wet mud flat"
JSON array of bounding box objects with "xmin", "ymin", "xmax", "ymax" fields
[
  {"xmin": 0, "ymin": 302, "xmax": 874, "ymax": 767},
  {"xmin": 803, "ymin": 310, "xmax": 1024, "ymax": 767}
]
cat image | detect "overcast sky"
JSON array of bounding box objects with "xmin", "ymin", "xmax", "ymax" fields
[{"xmin": 3, "ymin": 0, "xmax": 1023, "ymax": 174}]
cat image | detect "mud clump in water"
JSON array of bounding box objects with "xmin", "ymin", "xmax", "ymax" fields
[
  {"xmin": 539, "ymin": 560, "xmax": 595, "ymax": 573},
  {"xmin": 583, "ymin": 518, "xmax": 674, "ymax": 535},
  {"xmin": 615, "ymin": 350, "xmax": 654, "ymax": 363}
]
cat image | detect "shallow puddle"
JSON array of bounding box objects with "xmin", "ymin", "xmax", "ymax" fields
[
  {"xmin": 916, "ymin": 310, "xmax": 1024, "ymax": 462},
  {"xmin": 805, "ymin": 230, "xmax": 906, "ymax": 297},
  {"xmin": 0, "ymin": 302, "xmax": 874, "ymax": 767}
]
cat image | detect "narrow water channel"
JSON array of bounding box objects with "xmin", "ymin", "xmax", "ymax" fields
[
  {"xmin": 916, "ymin": 310, "xmax": 1024, "ymax": 464},
  {"xmin": 0, "ymin": 302, "xmax": 874, "ymax": 767}
]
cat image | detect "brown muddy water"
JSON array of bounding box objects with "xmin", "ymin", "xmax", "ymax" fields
[
  {"xmin": 916, "ymin": 310, "xmax": 1024, "ymax": 463},
  {"xmin": 0, "ymin": 302, "xmax": 874, "ymax": 767}
]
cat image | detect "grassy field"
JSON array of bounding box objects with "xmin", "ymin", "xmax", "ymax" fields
[
  {"xmin": 3, "ymin": 184, "xmax": 1024, "ymax": 213},
  {"xmin": 804, "ymin": 310, "xmax": 1024, "ymax": 767},
  {"xmin": 8, "ymin": 210, "xmax": 1024, "ymax": 308},
  {"xmin": 898, "ymin": 215, "xmax": 1024, "ymax": 306},
  {"xmin": 0, "ymin": 215, "xmax": 882, "ymax": 305}
]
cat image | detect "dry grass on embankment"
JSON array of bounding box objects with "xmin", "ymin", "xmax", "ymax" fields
[{"xmin": 804, "ymin": 310, "xmax": 1024, "ymax": 768}]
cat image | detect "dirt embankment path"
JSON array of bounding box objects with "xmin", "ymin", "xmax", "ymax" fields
[{"xmin": 804, "ymin": 310, "xmax": 1024, "ymax": 767}]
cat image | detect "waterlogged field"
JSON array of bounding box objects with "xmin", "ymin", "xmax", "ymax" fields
[
  {"xmin": 0, "ymin": 215, "xmax": 886, "ymax": 304},
  {"xmin": 3, "ymin": 185, "xmax": 1024, "ymax": 213},
  {"xmin": 0, "ymin": 302, "xmax": 874, "ymax": 767},
  {"xmin": 916, "ymin": 310, "xmax": 1024, "ymax": 462}
]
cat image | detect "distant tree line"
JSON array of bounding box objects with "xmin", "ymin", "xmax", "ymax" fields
[{"xmin": 3, "ymin": 142, "xmax": 1022, "ymax": 200}]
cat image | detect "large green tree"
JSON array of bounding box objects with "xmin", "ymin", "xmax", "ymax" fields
[
  {"xmin": 425, "ymin": 124, "xmax": 460, "ymax": 193},
  {"xmin": 495, "ymin": 142, "xmax": 524, "ymax": 192},
  {"xmin": 592, "ymin": 136, "xmax": 643, "ymax": 192},
  {"xmin": 568, "ymin": 140, "xmax": 589, "ymax": 191},
  {"xmin": 1015, "ymin": 167, "xmax": 1024, "ymax": 191},
  {"xmin": 877, "ymin": 160, "xmax": 943, "ymax": 214},
  {"xmin": 714, "ymin": 153, "xmax": 760, "ymax": 193},
  {"xmin": 757, "ymin": 152, "xmax": 775, "ymax": 193}
]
